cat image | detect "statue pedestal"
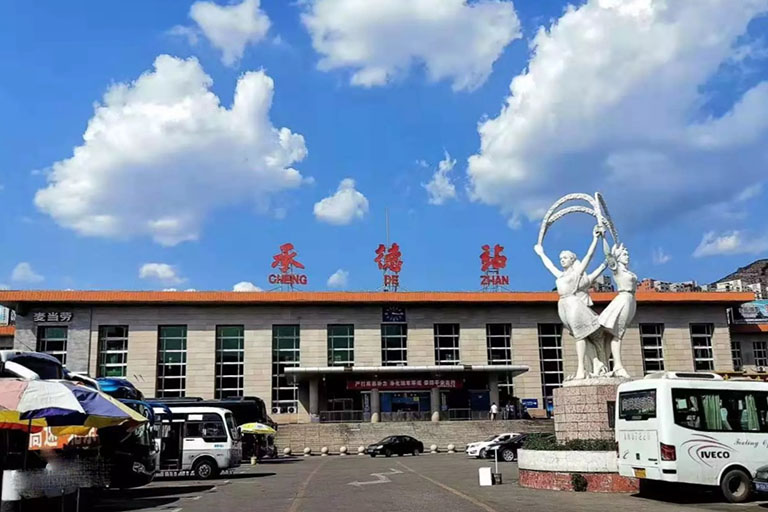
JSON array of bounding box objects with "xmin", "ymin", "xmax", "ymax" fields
[
  {"xmin": 518, "ymin": 379, "xmax": 639, "ymax": 493},
  {"xmin": 554, "ymin": 379, "xmax": 627, "ymax": 442}
]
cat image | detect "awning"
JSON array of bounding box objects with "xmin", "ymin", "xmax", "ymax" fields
[{"xmin": 285, "ymin": 364, "xmax": 528, "ymax": 380}]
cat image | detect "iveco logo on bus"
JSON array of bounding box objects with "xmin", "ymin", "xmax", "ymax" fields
[{"xmin": 681, "ymin": 435, "xmax": 735, "ymax": 467}]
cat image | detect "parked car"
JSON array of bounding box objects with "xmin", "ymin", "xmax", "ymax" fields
[
  {"xmin": 484, "ymin": 434, "xmax": 528, "ymax": 462},
  {"xmin": 754, "ymin": 465, "xmax": 768, "ymax": 495},
  {"xmin": 367, "ymin": 436, "xmax": 423, "ymax": 457},
  {"xmin": 465, "ymin": 432, "xmax": 520, "ymax": 458}
]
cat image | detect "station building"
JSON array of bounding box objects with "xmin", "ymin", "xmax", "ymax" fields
[{"xmin": 0, "ymin": 290, "xmax": 755, "ymax": 424}]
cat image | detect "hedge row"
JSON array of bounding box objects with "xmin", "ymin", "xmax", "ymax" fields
[{"xmin": 522, "ymin": 433, "xmax": 616, "ymax": 452}]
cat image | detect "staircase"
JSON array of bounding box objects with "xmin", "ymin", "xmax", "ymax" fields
[{"xmin": 275, "ymin": 419, "xmax": 553, "ymax": 453}]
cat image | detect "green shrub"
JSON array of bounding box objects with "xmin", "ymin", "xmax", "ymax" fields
[
  {"xmin": 571, "ymin": 473, "xmax": 588, "ymax": 492},
  {"xmin": 522, "ymin": 433, "xmax": 615, "ymax": 451}
]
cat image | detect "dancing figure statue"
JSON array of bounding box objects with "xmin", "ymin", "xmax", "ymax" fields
[
  {"xmin": 534, "ymin": 226, "xmax": 608, "ymax": 380},
  {"xmin": 597, "ymin": 243, "xmax": 637, "ymax": 378},
  {"xmin": 534, "ymin": 192, "xmax": 634, "ymax": 381}
]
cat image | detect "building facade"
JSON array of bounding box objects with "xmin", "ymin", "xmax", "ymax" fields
[{"xmin": 0, "ymin": 290, "xmax": 752, "ymax": 424}]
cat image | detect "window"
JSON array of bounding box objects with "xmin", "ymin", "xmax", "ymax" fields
[
  {"xmin": 37, "ymin": 326, "xmax": 68, "ymax": 366},
  {"xmin": 156, "ymin": 326, "xmax": 187, "ymax": 398},
  {"xmin": 498, "ymin": 373, "xmax": 514, "ymax": 406},
  {"xmin": 487, "ymin": 324, "xmax": 511, "ymax": 364},
  {"xmin": 754, "ymin": 341, "xmax": 768, "ymax": 368},
  {"xmin": 732, "ymin": 341, "xmax": 743, "ymax": 371},
  {"xmin": 672, "ymin": 388, "xmax": 768, "ymax": 432},
  {"xmin": 434, "ymin": 323, "xmax": 460, "ymax": 365},
  {"xmin": 215, "ymin": 325, "xmax": 244, "ymax": 399},
  {"xmin": 381, "ymin": 324, "xmax": 407, "ymax": 366},
  {"xmin": 618, "ymin": 390, "xmax": 657, "ymax": 421},
  {"xmin": 640, "ymin": 324, "xmax": 664, "ymax": 374},
  {"xmin": 184, "ymin": 413, "xmax": 228, "ymax": 443},
  {"xmin": 97, "ymin": 326, "xmax": 129, "ymax": 377},
  {"xmin": 538, "ymin": 324, "xmax": 563, "ymax": 404},
  {"xmin": 690, "ymin": 324, "xmax": 715, "ymax": 371},
  {"xmin": 328, "ymin": 325, "xmax": 354, "ymax": 366},
  {"xmin": 272, "ymin": 325, "xmax": 300, "ymax": 413}
]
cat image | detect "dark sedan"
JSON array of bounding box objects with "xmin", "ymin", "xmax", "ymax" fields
[
  {"xmin": 367, "ymin": 436, "xmax": 424, "ymax": 457},
  {"xmin": 483, "ymin": 434, "xmax": 528, "ymax": 462}
]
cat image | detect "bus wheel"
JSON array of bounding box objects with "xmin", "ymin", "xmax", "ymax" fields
[
  {"xmin": 193, "ymin": 458, "xmax": 219, "ymax": 480},
  {"xmin": 721, "ymin": 468, "xmax": 752, "ymax": 503}
]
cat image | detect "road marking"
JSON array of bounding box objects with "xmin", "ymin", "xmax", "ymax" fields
[
  {"xmin": 348, "ymin": 468, "xmax": 403, "ymax": 487},
  {"xmin": 396, "ymin": 462, "xmax": 499, "ymax": 512},
  {"xmin": 287, "ymin": 459, "xmax": 327, "ymax": 512}
]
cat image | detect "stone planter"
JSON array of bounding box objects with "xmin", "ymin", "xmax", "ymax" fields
[{"xmin": 518, "ymin": 450, "xmax": 637, "ymax": 493}]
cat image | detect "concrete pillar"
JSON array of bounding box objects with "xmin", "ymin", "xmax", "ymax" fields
[
  {"xmin": 309, "ymin": 377, "xmax": 319, "ymax": 421},
  {"xmin": 430, "ymin": 387, "xmax": 440, "ymax": 422},
  {"xmin": 371, "ymin": 388, "xmax": 380, "ymax": 423},
  {"xmin": 489, "ymin": 373, "xmax": 500, "ymax": 407}
]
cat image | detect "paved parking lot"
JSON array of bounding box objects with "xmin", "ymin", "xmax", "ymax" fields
[{"xmin": 92, "ymin": 455, "xmax": 768, "ymax": 512}]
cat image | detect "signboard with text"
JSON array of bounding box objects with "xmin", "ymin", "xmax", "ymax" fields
[
  {"xmin": 269, "ymin": 243, "xmax": 307, "ymax": 289},
  {"xmin": 375, "ymin": 243, "xmax": 403, "ymax": 291},
  {"xmin": 732, "ymin": 300, "xmax": 768, "ymax": 324},
  {"xmin": 480, "ymin": 244, "xmax": 509, "ymax": 290},
  {"xmin": 32, "ymin": 311, "xmax": 73, "ymax": 323},
  {"xmin": 347, "ymin": 378, "xmax": 462, "ymax": 391}
]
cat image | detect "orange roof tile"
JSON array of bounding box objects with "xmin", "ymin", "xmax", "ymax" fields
[{"xmin": 0, "ymin": 290, "xmax": 754, "ymax": 306}]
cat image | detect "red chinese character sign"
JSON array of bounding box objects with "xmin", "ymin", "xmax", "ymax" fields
[
  {"xmin": 269, "ymin": 243, "xmax": 307, "ymax": 289},
  {"xmin": 375, "ymin": 242, "xmax": 402, "ymax": 291},
  {"xmin": 480, "ymin": 244, "xmax": 509, "ymax": 290}
]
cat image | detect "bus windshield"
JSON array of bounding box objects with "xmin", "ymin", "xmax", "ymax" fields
[{"xmin": 619, "ymin": 389, "xmax": 657, "ymax": 421}]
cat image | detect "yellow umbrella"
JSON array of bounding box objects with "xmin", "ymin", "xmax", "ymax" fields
[{"xmin": 239, "ymin": 422, "xmax": 276, "ymax": 435}]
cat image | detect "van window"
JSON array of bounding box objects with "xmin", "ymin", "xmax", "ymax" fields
[
  {"xmin": 184, "ymin": 413, "xmax": 228, "ymax": 442},
  {"xmin": 619, "ymin": 390, "xmax": 656, "ymax": 421},
  {"xmin": 672, "ymin": 388, "xmax": 768, "ymax": 433},
  {"xmin": 225, "ymin": 413, "xmax": 240, "ymax": 441}
]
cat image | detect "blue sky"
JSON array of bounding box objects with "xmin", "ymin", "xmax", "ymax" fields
[{"xmin": 1, "ymin": 0, "xmax": 768, "ymax": 292}]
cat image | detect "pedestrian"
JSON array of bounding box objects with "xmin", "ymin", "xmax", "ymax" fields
[
  {"xmin": 506, "ymin": 402, "xmax": 515, "ymax": 420},
  {"xmin": 490, "ymin": 402, "xmax": 498, "ymax": 420}
]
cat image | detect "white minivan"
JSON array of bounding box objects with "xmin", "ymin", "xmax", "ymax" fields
[
  {"xmin": 156, "ymin": 406, "xmax": 242, "ymax": 479},
  {"xmin": 616, "ymin": 372, "xmax": 768, "ymax": 503}
]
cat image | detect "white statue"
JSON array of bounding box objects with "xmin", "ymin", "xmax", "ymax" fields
[
  {"xmin": 597, "ymin": 243, "xmax": 637, "ymax": 378},
  {"xmin": 534, "ymin": 192, "xmax": 634, "ymax": 381},
  {"xmin": 534, "ymin": 227, "xmax": 608, "ymax": 380}
]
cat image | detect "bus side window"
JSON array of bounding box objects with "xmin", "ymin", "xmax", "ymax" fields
[
  {"xmin": 672, "ymin": 392, "xmax": 701, "ymax": 429},
  {"xmin": 742, "ymin": 391, "xmax": 768, "ymax": 432}
]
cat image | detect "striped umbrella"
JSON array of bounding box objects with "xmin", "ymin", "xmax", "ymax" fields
[{"xmin": 0, "ymin": 379, "xmax": 147, "ymax": 439}]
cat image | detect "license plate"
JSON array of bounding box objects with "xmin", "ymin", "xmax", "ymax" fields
[
  {"xmin": 755, "ymin": 482, "xmax": 768, "ymax": 493},
  {"xmin": 634, "ymin": 468, "xmax": 646, "ymax": 478}
]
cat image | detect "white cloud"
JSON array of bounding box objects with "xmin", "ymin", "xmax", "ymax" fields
[
  {"xmin": 184, "ymin": 288, "xmax": 197, "ymax": 292},
  {"xmin": 186, "ymin": 0, "xmax": 271, "ymax": 66},
  {"xmin": 11, "ymin": 263, "xmax": 43, "ymax": 284},
  {"xmin": 423, "ymin": 152, "xmax": 457, "ymax": 205},
  {"xmin": 313, "ymin": 178, "xmax": 369, "ymax": 225},
  {"xmin": 651, "ymin": 247, "xmax": 671, "ymax": 265},
  {"xmin": 467, "ymin": 0, "xmax": 768, "ymax": 228},
  {"xmin": 162, "ymin": 288, "xmax": 178, "ymax": 292},
  {"xmin": 301, "ymin": 0, "xmax": 521, "ymax": 91},
  {"xmin": 0, "ymin": 284, "xmax": 9, "ymax": 290},
  {"xmin": 233, "ymin": 281, "xmax": 262, "ymax": 292},
  {"xmin": 139, "ymin": 263, "xmax": 186, "ymax": 285},
  {"xmin": 326, "ymin": 268, "xmax": 349, "ymax": 288},
  {"xmin": 693, "ymin": 230, "xmax": 768, "ymax": 258},
  {"xmin": 35, "ymin": 55, "xmax": 307, "ymax": 246}
]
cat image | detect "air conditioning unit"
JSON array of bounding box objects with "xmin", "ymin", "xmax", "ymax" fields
[
  {"xmin": 271, "ymin": 407, "xmax": 279, "ymax": 414},
  {"xmin": 288, "ymin": 406, "xmax": 296, "ymax": 414},
  {"xmin": 757, "ymin": 367, "xmax": 766, "ymax": 373}
]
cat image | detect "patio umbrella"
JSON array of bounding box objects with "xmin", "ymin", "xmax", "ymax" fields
[
  {"xmin": 239, "ymin": 422, "xmax": 276, "ymax": 435},
  {"xmin": 0, "ymin": 379, "xmax": 147, "ymax": 436}
]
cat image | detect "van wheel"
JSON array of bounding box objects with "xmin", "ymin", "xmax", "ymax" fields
[
  {"xmin": 193, "ymin": 459, "xmax": 219, "ymax": 480},
  {"xmin": 721, "ymin": 468, "xmax": 752, "ymax": 503}
]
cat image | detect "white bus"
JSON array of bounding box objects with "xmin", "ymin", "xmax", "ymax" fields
[
  {"xmin": 616, "ymin": 372, "xmax": 768, "ymax": 503},
  {"xmin": 154, "ymin": 406, "xmax": 242, "ymax": 479}
]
